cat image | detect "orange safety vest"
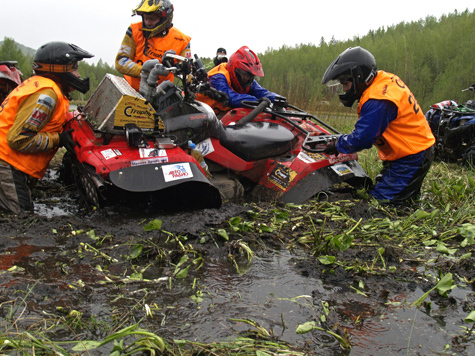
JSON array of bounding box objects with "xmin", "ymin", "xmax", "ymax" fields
[
  {"xmin": 125, "ymin": 23, "xmax": 191, "ymax": 90},
  {"xmin": 195, "ymin": 63, "xmax": 232, "ymax": 115},
  {"xmin": 0, "ymin": 76, "xmax": 69, "ymax": 179},
  {"xmin": 358, "ymin": 71, "xmax": 435, "ymax": 161}
]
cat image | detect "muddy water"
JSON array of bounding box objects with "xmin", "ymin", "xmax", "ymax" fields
[{"xmin": 1, "ymin": 170, "xmax": 474, "ymax": 355}]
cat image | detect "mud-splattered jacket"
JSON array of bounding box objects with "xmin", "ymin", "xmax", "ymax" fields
[
  {"xmin": 0, "ymin": 76, "xmax": 68, "ymax": 179},
  {"xmin": 115, "ymin": 22, "xmax": 191, "ymax": 91}
]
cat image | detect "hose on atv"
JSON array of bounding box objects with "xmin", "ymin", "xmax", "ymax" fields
[{"xmin": 234, "ymin": 98, "xmax": 271, "ymax": 127}]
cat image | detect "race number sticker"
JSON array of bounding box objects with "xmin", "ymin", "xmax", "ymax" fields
[
  {"xmin": 163, "ymin": 162, "xmax": 193, "ymax": 182},
  {"xmin": 297, "ymin": 151, "xmax": 326, "ymax": 164},
  {"xmin": 331, "ymin": 164, "xmax": 354, "ymax": 176},
  {"xmin": 269, "ymin": 164, "xmax": 297, "ymax": 190},
  {"xmin": 101, "ymin": 148, "xmax": 122, "ymax": 160}
]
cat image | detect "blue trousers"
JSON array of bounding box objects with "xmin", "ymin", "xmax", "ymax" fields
[{"xmin": 371, "ymin": 145, "xmax": 435, "ymax": 205}]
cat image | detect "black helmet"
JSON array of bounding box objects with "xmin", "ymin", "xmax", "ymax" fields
[
  {"xmin": 33, "ymin": 42, "xmax": 94, "ymax": 94},
  {"xmin": 321, "ymin": 46, "xmax": 377, "ymax": 107}
]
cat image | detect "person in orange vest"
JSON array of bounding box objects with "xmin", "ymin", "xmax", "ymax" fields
[
  {"xmin": 115, "ymin": 0, "xmax": 191, "ymax": 91},
  {"xmin": 321, "ymin": 46, "xmax": 435, "ymax": 205},
  {"xmin": 197, "ymin": 46, "xmax": 284, "ymax": 116},
  {"xmin": 0, "ymin": 41, "xmax": 93, "ymax": 214}
]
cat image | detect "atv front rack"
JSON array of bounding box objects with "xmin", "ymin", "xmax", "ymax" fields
[{"xmin": 302, "ymin": 134, "xmax": 339, "ymax": 153}]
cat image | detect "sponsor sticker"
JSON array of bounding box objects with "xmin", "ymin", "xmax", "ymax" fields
[
  {"xmin": 196, "ymin": 138, "xmax": 214, "ymax": 156},
  {"xmin": 131, "ymin": 157, "xmax": 168, "ymax": 166},
  {"xmin": 100, "ymin": 148, "xmax": 122, "ymax": 160},
  {"xmin": 331, "ymin": 164, "xmax": 354, "ymax": 176},
  {"xmin": 27, "ymin": 108, "xmax": 48, "ymax": 127},
  {"xmin": 269, "ymin": 163, "xmax": 298, "ymax": 190},
  {"xmin": 297, "ymin": 151, "xmax": 326, "ymax": 164},
  {"xmin": 163, "ymin": 162, "xmax": 193, "ymax": 182},
  {"xmin": 139, "ymin": 148, "xmax": 167, "ymax": 159},
  {"xmin": 36, "ymin": 94, "xmax": 56, "ymax": 111}
]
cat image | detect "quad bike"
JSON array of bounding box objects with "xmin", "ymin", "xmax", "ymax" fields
[
  {"xmin": 0, "ymin": 61, "xmax": 23, "ymax": 103},
  {"xmin": 425, "ymin": 83, "xmax": 475, "ymax": 164},
  {"xmin": 61, "ymin": 52, "xmax": 369, "ymax": 210}
]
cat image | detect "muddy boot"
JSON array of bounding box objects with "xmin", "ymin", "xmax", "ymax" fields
[{"xmin": 210, "ymin": 174, "xmax": 244, "ymax": 201}]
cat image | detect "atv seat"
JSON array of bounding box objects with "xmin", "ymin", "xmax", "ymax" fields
[{"xmin": 220, "ymin": 122, "xmax": 297, "ymax": 161}]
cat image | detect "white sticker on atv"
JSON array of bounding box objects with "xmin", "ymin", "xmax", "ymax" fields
[
  {"xmin": 131, "ymin": 157, "xmax": 169, "ymax": 166},
  {"xmin": 163, "ymin": 162, "xmax": 193, "ymax": 182},
  {"xmin": 331, "ymin": 164, "xmax": 354, "ymax": 176},
  {"xmin": 139, "ymin": 148, "xmax": 167, "ymax": 159},
  {"xmin": 196, "ymin": 138, "xmax": 214, "ymax": 156},
  {"xmin": 101, "ymin": 149, "xmax": 119, "ymax": 160}
]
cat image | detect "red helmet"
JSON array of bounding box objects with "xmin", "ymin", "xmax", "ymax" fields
[{"xmin": 227, "ymin": 46, "xmax": 264, "ymax": 93}]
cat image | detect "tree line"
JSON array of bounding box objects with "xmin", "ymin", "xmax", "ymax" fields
[
  {"xmin": 2, "ymin": 8, "xmax": 474, "ymax": 111},
  {"xmin": 258, "ymin": 8, "xmax": 475, "ymax": 112}
]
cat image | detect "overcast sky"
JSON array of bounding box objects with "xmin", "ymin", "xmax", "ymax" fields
[{"xmin": 1, "ymin": 0, "xmax": 474, "ymax": 65}]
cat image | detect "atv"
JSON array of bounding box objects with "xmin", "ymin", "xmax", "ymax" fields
[
  {"xmin": 61, "ymin": 52, "xmax": 369, "ymax": 210},
  {"xmin": 425, "ymin": 83, "xmax": 475, "ymax": 164}
]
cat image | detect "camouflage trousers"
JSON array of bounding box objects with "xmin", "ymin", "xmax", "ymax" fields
[{"xmin": 0, "ymin": 161, "xmax": 35, "ymax": 214}]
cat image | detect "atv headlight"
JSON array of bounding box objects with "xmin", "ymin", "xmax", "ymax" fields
[{"xmin": 125, "ymin": 123, "xmax": 147, "ymax": 148}]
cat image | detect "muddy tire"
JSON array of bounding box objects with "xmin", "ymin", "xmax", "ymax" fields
[{"xmin": 61, "ymin": 152, "xmax": 103, "ymax": 208}]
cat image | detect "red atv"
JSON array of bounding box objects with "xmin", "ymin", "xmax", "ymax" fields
[
  {"xmin": 61, "ymin": 53, "xmax": 369, "ymax": 209},
  {"xmin": 0, "ymin": 61, "xmax": 23, "ymax": 103}
]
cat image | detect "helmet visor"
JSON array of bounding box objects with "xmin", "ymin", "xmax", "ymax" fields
[
  {"xmin": 236, "ymin": 68, "xmax": 255, "ymax": 87},
  {"xmin": 325, "ymin": 73, "xmax": 353, "ymax": 87}
]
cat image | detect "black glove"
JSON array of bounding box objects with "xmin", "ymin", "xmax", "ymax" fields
[
  {"xmin": 207, "ymin": 88, "xmax": 228, "ymax": 106},
  {"xmin": 323, "ymin": 140, "xmax": 339, "ymax": 156},
  {"xmin": 273, "ymin": 95, "xmax": 288, "ymax": 108},
  {"xmin": 258, "ymin": 97, "xmax": 271, "ymax": 106},
  {"xmin": 58, "ymin": 129, "xmax": 76, "ymax": 152}
]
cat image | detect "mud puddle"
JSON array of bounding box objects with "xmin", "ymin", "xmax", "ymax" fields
[{"xmin": 1, "ymin": 169, "xmax": 475, "ymax": 355}]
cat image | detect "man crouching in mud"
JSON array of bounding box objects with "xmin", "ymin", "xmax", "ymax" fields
[
  {"xmin": 0, "ymin": 42, "xmax": 93, "ymax": 214},
  {"xmin": 321, "ymin": 46, "xmax": 435, "ymax": 206}
]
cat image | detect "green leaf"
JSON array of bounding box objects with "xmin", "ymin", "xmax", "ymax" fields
[
  {"xmin": 259, "ymin": 224, "xmax": 274, "ymax": 233},
  {"xmin": 318, "ymin": 255, "xmax": 336, "ymax": 265},
  {"xmin": 175, "ymin": 265, "xmax": 191, "ymax": 279},
  {"xmin": 72, "ymin": 340, "xmax": 102, "ymax": 351},
  {"xmin": 229, "ymin": 217, "xmax": 242, "ymax": 226},
  {"xmin": 130, "ymin": 244, "xmax": 144, "ymax": 259},
  {"xmin": 436, "ymin": 243, "xmax": 449, "ymax": 255},
  {"xmin": 436, "ymin": 273, "xmax": 454, "ymax": 297},
  {"xmin": 296, "ymin": 321, "xmax": 318, "ymax": 334},
  {"xmin": 413, "ymin": 209, "xmax": 431, "ymax": 220},
  {"xmin": 465, "ymin": 311, "xmax": 475, "ymax": 323},
  {"xmin": 143, "ymin": 219, "xmax": 162, "ymax": 231},
  {"xmin": 217, "ymin": 229, "xmax": 229, "ymax": 240}
]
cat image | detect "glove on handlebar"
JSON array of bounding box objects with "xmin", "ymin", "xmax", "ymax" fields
[
  {"xmin": 58, "ymin": 129, "xmax": 76, "ymax": 152},
  {"xmin": 258, "ymin": 97, "xmax": 272, "ymax": 106},
  {"xmin": 323, "ymin": 140, "xmax": 339, "ymax": 156}
]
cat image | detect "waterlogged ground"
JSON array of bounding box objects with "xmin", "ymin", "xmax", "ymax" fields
[{"xmin": 1, "ymin": 169, "xmax": 475, "ymax": 355}]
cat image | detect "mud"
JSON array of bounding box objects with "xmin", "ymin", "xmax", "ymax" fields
[{"xmin": 1, "ymin": 170, "xmax": 475, "ymax": 355}]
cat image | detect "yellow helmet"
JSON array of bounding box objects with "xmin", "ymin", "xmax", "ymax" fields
[{"xmin": 133, "ymin": 0, "xmax": 174, "ymax": 38}]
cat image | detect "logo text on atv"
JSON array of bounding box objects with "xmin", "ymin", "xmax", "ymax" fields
[{"xmin": 163, "ymin": 162, "xmax": 193, "ymax": 182}]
